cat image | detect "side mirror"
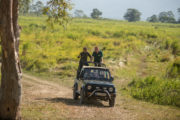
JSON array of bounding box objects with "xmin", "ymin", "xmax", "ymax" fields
[{"xmin": 110, "ymin": 77, "xmax": 114, "ymax": 81}]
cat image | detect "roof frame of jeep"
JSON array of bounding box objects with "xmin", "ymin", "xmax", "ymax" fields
[{"xmin": 83, "ymin": 62, "xmax": 106, "ymax": 68}]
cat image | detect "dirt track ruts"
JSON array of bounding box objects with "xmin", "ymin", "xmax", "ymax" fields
[{"xmin": 22, "ymin": 74, "xmax": 137, "ymax": 120}]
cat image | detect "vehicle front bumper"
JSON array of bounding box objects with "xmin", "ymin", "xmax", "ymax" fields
[{"xmin": 86, "ymin": 89, "xmax": 116, "ymax": 101}]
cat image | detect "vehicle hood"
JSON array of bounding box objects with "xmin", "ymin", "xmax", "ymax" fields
[{"xmin": 84, "ymin": 80, "xmax": 114, "ymax": 86}]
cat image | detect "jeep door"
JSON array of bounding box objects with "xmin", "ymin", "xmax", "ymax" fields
[{"xmin": 78, "ymin": 69, "xmax": 84, "ymax": 92}]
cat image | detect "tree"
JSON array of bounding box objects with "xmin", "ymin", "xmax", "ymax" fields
[
  {"xmin": 158, "ymin": 11, "xmax": 176, "ymax": 23},
  {"xmin": 0, "ymin": 0, "xmax": 22, "ymax": 119},
  {"xmin": 124, "ymin": 8, "xmax": 141, "ymax": 22},
  {"xmin": 147, "ymin": 15, "xmax": 159, "ymax": 22},
  {"xmin": 178, "ymin": 8, "xmax": 180, "ymax": 23},
  {"xmin": 178, "ymin": 8, "xmax": 180, "ymax": 13},
  {"xmin": 19, "ymin": 0, "xmax": 32, "ymax": 15},
  {"xmin": 91, "ymin": 8, "xmax": 102, "ymax": 19},
  {"xmin": 74, "ymin": 9, "xmax": 87, "ymax": 18},
  {"xmin": 0, "ymin": 0, "xmax": 71, "ymax": 119},
  {"xmin": 30, "ymin": 1, "xmax": 44, "ymax": 16}
]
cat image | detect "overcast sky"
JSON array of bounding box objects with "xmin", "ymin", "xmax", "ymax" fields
[{"xmin": 41, "ymin": 0, "xmax": 180, "ymax": 20}]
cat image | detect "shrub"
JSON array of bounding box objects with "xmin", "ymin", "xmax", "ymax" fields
[
  {"xmin": 164, "ymin": 39, "xmax": 172, "ymax": 49},
  {"xmin": 159, "ymin": 52, "xmax": 171, "ymax": 62},
  {"xmin": 113, "ymin": 31, "xmax": 124, "ymax": 38},
  {"xmin": 167, "ymin": 57, "xmax": 180, "ymax": 78},
  {"xmin": 127, "ymin": 32, "xmax": 137, "ymax": 37},
  {"xmin": 22, "ymin": 43, "xmax": 30, "ymax": 56},
  {"xmin": 147, "ymin": 33, "xmax": 158, "ymax": 38},
  {"xmin": 129, "ymin": 76, "xmax": 180, "ymax": 107},
  {"xmin": 29, "ymin": 23, "xmax": 39, "ymax": 28},
  {"xmin": 171, "ymin": 40, "xmax": 180, "ymax": 56},
  {"xmin": 88, "ymin": 29, "xmax": 101, "ymax": 36},
  {"xmin": 67, "ymin": 33, "xmax": 80, "ymax": 40}
]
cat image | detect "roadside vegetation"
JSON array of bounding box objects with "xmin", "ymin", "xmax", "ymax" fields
[
  {"xmin": 17, "ymin": 16, "xmax": 180, "ymax": 107},
  {"xmin": 129, "ymin": 76, "xmax": 180, "ymax": 107}
]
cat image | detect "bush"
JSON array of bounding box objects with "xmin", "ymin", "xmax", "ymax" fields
[
  {"xmin": 88, "ymin": 29, "xmax": 101, "ymax": 36},
  {"xmin": 159, "ymin": 52, "xmax": 171, "ymax": 62},
  {"xmin": 164, "ymin": 39, "xmax": 172, "ymax": 49},
  {"xmin": 67, "ymin": 33, "xmax": 81, "ymax": 40},
  {"xmin": 171, "ymin": 40, "xmax": 180, "ymax": 56},
  {"xmin": 167, "ymin": 57, "xmax": 180, "ymax": 78},
  {"xmin": 113, "ymin": 31, "xmax": 124, "ymax": 38},
  {"xmin": 129, "ymin": 76, "xmax": 180, "ymax": 107},
  {"xmin": 147, "ymin": 33, "xmax": 158, "ymax": 38}
]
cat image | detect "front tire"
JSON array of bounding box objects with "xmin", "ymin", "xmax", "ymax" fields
[
  {"xmin": 109, "ymin": 97, "xmax": 115, "ymax": 107},
  {"xmin": 80, "ymin": 88, "xmax": 85, "ymax": 104},
  {"xmin": 73, "ymin": 84, "xmax": 78, "ymax": 100}
]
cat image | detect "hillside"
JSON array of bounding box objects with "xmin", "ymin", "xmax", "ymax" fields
[
  {"xmin": 18, "ymin": 17, "xmax": 179, "ymax": 76},
  {"xmin": 17, "ymin": 16, "xmax": 180, "ymax": 107}
]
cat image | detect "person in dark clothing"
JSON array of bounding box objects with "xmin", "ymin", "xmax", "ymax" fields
[
  {"xmin": 76, "ymin": 47, "xmax": 92, "ymax": 79},
  {"xmin": 92, "ymin": 47, "xmax": 103, "ymax": 66}
]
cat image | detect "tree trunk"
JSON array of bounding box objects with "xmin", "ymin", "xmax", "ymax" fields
[{"xmin": 0, "ymin": 0, "xmax": 22, "ymax": 120}]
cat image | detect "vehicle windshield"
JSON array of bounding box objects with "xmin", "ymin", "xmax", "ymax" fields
[{"xmin": 83, "ymin": 68, "xmax": 111, "ymax": 81}]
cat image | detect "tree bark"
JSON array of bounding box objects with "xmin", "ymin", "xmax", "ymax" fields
[{"xmin": 0, "ymin": 0, "xmax": 22, "ymax": 120}]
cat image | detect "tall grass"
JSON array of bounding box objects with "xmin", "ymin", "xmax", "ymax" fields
[
  {"xmin": 129, "ymin": 76, "xmax": 180, "ymax": 107},
  {"xmin": 18, "ymin": 16, "xmax": 180, "ymax": 76}
]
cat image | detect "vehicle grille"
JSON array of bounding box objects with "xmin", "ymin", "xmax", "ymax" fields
[{"xmin": 86, "ymin": 84, "xmax": 114, "ymax": 93}]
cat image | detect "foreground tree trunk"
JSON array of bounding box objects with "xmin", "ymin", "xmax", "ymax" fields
[{"xmin": 0, "ymin": 0, "xmax": 22, "ymax": 119}]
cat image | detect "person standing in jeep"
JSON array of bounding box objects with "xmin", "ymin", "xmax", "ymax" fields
[
  {"xmin": 92, "ymin": 47, "xmax": 103, "ymax": 66},
  {"xmin": 77, "ymin": 47, "xmax": 92, "ymax": 79}
]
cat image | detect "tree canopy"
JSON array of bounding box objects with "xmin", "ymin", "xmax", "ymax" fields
[
  {"xmin": 147, "ymin": 15, "xmax": 159, "ymax": 22},
  {"xmin": 178, "ymin": 8, "xmax": 180, "ymax": 13},
  {"xmin": 43, "ymin": 0, "xmax": 72, "ymax": 27},
  {"xmin": 30, "ymin": 0, "xmax": 44, "ymax": 16},
  {"xmin": 19, "ymin": 0, "xmax": 32, "ymax": 15},
  {"xmin": 178, "ymin": 8, "xmax": 180, "ymax": 23},
  {"xmin": 124, "ymin": 8, "xmax": 141, "ymax": 22},
  {"xmin": 158, "ymin": 11, "xmax": 176, "ymax": 23},
  {"xmin": 91, "ymin": 8, "xmax": 102, "ymax": 19},
  {"xmin": 74, "ymin": 9, "xmax": 87, "ymax": 18}
]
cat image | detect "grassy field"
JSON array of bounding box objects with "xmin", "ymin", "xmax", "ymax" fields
[{"xmin": 17, "ymin": 16, "xmax": 180, "ymax": 107}]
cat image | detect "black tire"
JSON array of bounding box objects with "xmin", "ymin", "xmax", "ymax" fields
[
  {"xmin": 80, "ymin": 88, "xmax": 85, "ymax": 104},
  {"xmin": 109, "ymin": 97, "xmax": 115, "ymax": 107},
  {"xmin": 73, "ymin": 84, "xmax": 78, "ymax": 100}
]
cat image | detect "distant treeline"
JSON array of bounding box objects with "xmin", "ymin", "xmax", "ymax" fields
[{"xmin": 20, "ymin": 0, "xmax": 180, "ymax": 23}]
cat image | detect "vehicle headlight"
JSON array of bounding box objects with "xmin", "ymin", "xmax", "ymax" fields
[
  {"xmin": 87, "ymin": 85, "xmax": 92, "ymax": 90},
  {"xmin": 108, "ymin": 87, "xmax": 114, "ymax": 92}
]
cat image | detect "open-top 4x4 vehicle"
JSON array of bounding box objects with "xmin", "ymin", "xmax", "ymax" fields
[{"xmin": 73, "ymin": 62, "xmax": 116, "ymax": 107}]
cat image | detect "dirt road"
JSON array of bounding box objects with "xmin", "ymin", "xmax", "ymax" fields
[{"xmin": 22, "ymin": 74, "xmax": 180, "ymax": 120}]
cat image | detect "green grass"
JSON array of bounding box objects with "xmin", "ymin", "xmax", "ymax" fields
[
  {"xmin": 19, "ymin": 16, "xmax": 180, "ymax": 76},
  {"xmin": 17, "ymin": 16, "xmax": 180, "ymax": 107},
  {"xmin": 128, "ymin": 76, "xmax": 180, "ymax": 107},
  {"xmin": 167, "ymin": 57, "xmax": 180, "ymax": 78}
]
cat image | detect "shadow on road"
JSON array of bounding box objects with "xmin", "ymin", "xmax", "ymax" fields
[{"xmin": 39, "ymin": 97, "xmax": 109, "ymax": 108}]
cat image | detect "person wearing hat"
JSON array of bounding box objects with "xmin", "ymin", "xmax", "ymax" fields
[{"xmin": 76, "ymin": 47, "xmax": 92, "ymax": 79}]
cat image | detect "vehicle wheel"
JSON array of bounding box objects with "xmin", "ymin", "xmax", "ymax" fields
[
  {"xmin": 109, "ymin": 97, "xmax": 115, "ymax": 107},
  {"xmin": 80, "ymin": 88, "xmax": 85, "ymax": 104},
  {"xmin": 73, "ymin": 84, "xmax": 78, "ymax": 100}
]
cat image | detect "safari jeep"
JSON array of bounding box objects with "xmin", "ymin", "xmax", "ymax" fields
[{"xmin": 73, "ymin": 63, "xmax": 116, "ymax": 107}]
